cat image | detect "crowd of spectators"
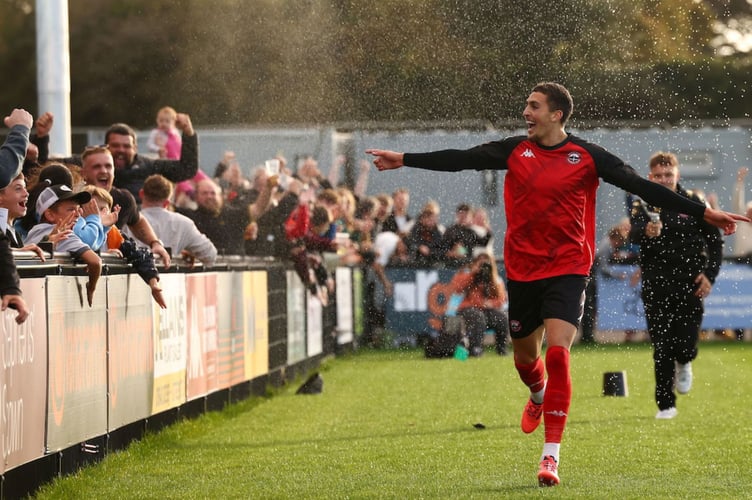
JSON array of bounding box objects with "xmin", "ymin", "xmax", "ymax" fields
[
  {"xmin": 8, "ymin": 106, "xmax": 747, "ymax": 346},
  {"xmin": 6, "ymin": 106, "xmax": 501, "ymax": 275},
  {"xmin": 2, "ymin": 105, "xmax": 512, "ymax": 348}
]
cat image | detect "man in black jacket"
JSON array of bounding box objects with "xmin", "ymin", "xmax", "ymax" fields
[
  {"xmin": 630, "ymin": 151, "xmax": 723, "ymax": 420},
  {"xmin": 56, "ymin": 113, "xmax": 199, "ymax": 202},
  {"xmin": 441, "ymin": 203, "xmax": 490, "ymax": 267},
  {"xmin": 105, "ymin": 115, "xmax": 198, "ymax": 201},
  {"xmin": 180, "ymin": 179, "xmax": 251, "ymax": 256},
  {"xmin": 245, "ymin": 178, "xmax": 305, "ymax": 258}
]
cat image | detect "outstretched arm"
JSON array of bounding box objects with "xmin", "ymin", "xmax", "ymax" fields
[
  {"xmin": 365, "ymin": 149, "xmax": 404, "ymax": 171},
  {"xmin": 147, "ymin": 277, "xmax": 166, "ymax": 309},
  {"xmin": 31, "ymin": 111, "xmax": 53, "ymax": 164},
  {"xmin": 703, "ymin": 207, "xmax": 749, "ymax": 236},
  {"xmin": 1, "ymin": 109, "xmax": 32, "ymax": 186},
  {"xmin": 599, "ymin": 156, "xmax": 750, "ymax": 235},
  {"xmin": 79, "ymin": 249, "xmax": 102, "ymax": 307},
  {"xmin": 353, "ymin": 159, "xmax": 370, "ymax": 198},
  {"xmin": 128, "ymin": 214, "xmax": 171, "ymax": 268}
]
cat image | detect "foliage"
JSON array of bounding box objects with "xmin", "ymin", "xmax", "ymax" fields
[
  {"xmin": 34, "ymin": 342, "xmax": 751, "ymax": 499},
  {"xmin": 1, "ymin": 0, "xmax": 751, "ymax": 126},
  {"xmin": 0, "ymin": 0, "xmax": 36, "ymax": 109},
  {"xmin": 64, "ymin": 0, "xmax": 192, "ymax": 126}
]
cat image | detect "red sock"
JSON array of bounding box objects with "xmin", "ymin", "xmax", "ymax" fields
[
  {"xmin": 543, "ymin": 346, "xmax": 571, "ymax": 444},
  {"xmin": 515, "ymin": 357, "xmax": 545, "ymax": 394}
]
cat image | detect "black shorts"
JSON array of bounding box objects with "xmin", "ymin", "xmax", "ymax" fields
[{"xmin": 506, "ymin": 275, "xmax": 589, "ymax": 339}]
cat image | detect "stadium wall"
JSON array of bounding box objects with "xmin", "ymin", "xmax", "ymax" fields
[{"xmin": 0, "ymin": 253, "xmax": 358, "ymax": 499}]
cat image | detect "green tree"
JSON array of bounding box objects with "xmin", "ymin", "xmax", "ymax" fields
[
  {"xmin": 1, "ymin": 0, "xmax": 750, "ymax": 127},
  {"xmin": 174, "ymin": 0, "xmax": 341, "ymax": 125},
  {"xmin": 0, "ymin": 0, "xmax": 38, "ymax": 112},
  {"xmin": 67, "ymin": 0, "xmax": 189, "ymax": 126}
]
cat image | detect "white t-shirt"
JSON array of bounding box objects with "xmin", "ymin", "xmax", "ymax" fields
[{"xmin": 373, "ymin": 231, "xmax": 401, "ymax": 267}]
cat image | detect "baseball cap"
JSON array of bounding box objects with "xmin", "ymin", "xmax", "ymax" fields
[{"xmin": 36, "ymin": 184, "xmax": 92, "ymax": 218}]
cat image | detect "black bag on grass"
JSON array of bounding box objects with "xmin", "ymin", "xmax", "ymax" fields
[{"xmin": 424, "ymin": 316, "xmax": 464, "ymax": 358}]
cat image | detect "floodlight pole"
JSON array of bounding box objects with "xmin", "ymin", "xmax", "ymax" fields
[{"xmin": 35, "ymin": 0, "xmax": 72, "ymax": 156}]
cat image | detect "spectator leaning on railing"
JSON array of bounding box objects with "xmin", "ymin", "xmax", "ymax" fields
[
  {"xmin": 81, "ymin": 184, "xmax": 166, "ymax": 309},
  {"xmin": 18, "ymin": 163, "xmax": 106, "ymax": 249},
  {"xmin": 78, "ymin": 146, "xmax": 172, "ymax": 267},
  {"xmin": 0, "ymin": 172, "xmax": 46, "ymax": 259},
  {"xmin": 139, "ymin": 174, "xmax": 218, "ymax": 267},
  {"xmin": 25, "ymin": 185, "xmax": 102, "ymax": 307},
  {"xmin": 179, "ymin": 178, "xmax": 252, "ymax": 256},
  {"xmin": 0, "ymin": 107, "xmax": 33, "ymax": 323}
]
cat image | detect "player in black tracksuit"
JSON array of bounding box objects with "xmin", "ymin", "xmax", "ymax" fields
[{"xmin": 630, "ymin": 152, "xmax": 723, "ymax": 417}]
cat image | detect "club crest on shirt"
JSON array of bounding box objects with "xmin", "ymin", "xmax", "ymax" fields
[{"xmin": 567, "ymin": 152, "xmax": 581, "ymax": 165}]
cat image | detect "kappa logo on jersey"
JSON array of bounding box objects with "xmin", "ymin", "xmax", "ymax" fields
[
  {"xmin": 521, "ymin": 148, "xmax": 535, "ymax": 158},
  {"xmin": 567, "ymin": 152, "xmax": 582, "ymax": 165}
]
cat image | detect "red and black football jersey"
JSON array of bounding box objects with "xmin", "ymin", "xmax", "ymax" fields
[{"xmin": 404, "ymin": 134, "xmax": 705, "ymax": 282}]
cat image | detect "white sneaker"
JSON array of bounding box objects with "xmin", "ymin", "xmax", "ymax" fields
[
  {"xmin": 676, "ymin": 362, "xmax": 693, "ymax": 394},
  {"xmin": 656, "ymin": 407, "xmax": 678, "ymax": 419}
]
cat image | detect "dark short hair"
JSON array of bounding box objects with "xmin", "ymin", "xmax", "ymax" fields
[
  {"xmin": 456, "ymin": 203, "xmax": 470, "ymax": 213},
  {"xmin": 311, "ymin": 205, "xmax": 331, "ymax": 227},
  {"xmin": 532, "ymin": 82, "xmax": 574, "ymax": 125},
  {"xmin": 104, "ymin": 123, "xmax": 137, "ymax": 144}
]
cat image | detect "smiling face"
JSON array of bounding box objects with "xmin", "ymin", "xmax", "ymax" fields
[
  {"xmin": 522, "ymin": 91, "xmax": 564, "ymax": 146},
  {"xmin": 106, "ymin": 133, "xmax": 136, "ymax": 170},
  {"xmin": 0, "ymin": 175, "xmax": 29, "ymax": 221},
  {"xmin": 82, "ymin": 150, "xmax": 115, "ymax": 192},
  {"xmin": 195, "ymin": 180, "xmax": 222, "ymax": 213},
  {"xmin": 648, "ymin": 163, "xmax": 679, "ymax": 192}
]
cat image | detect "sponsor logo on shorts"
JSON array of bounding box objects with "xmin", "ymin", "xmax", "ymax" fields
[{"xmin": 510, "ymin": 320, "xmax": 522, "ymax": 332}]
